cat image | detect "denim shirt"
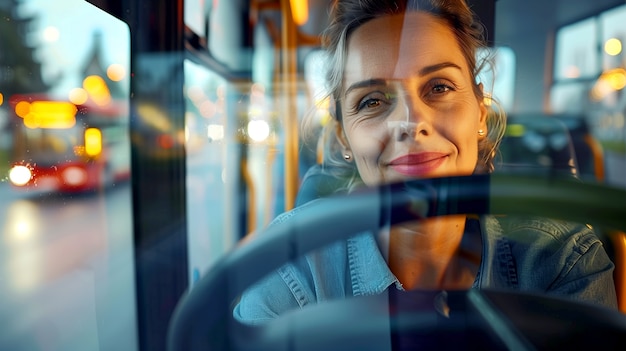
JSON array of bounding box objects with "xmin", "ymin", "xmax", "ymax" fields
[{"xmin": 233, "ymin": 201, "xmax": 617, "ymax": 324}]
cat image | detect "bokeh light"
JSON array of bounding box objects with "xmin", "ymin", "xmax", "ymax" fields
[
  {"xmin": 83, "ymin": 75, "xmax": 112, "ymax": 106},
  {"xmin": 68, "ymin": 88, "xmax": 89, "ymax": 105},
  {"xmin": 15, "ymin": 101, "xmax": 31, "ymax": 118},
  {"xmin": 106, "ymin": 63, "xmax": 126, "ymax": 81},
  {"xmin": 247, "ymin": 120, "xmax": 270, "ymax": 142},
  {"xmin": 604, "ymin": 38, "xmax": 622, "ymax": 56},
  {"xmin": 207, "ymin": 124, "xmax": 224, "ymax": 141},
  {"xmin": 42, "ymin": 26, "xmax": 60, "ymax": 42}
]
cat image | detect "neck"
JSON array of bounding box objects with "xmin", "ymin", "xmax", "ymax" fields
[{"xmin": 384, "ymin": 215, "xmax": 481, "ymax": 290}]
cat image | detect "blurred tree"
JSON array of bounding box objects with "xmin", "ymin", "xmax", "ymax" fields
[
  {"xmin": 0, "ymin": 0, "xmax": 50, "ymax": 170},
  {"xmin": 0, "ymin": 0, "xmax": 50, "ymax": 99},
  {"xmin": 82, "ymin": 30, "xmax": 127, "ymax": 100}
]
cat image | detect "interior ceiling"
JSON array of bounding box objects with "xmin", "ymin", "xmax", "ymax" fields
[
  {"xmin": 495, "ymin": 0, "xmax": 625, "ymax": 42},
  {"xmin": 200, "ymin": 0, "xmax": 626, "ymax": 47},
  {"xmin": 298, "ymin": 0, "xmax": 626, "ymax": 46}
]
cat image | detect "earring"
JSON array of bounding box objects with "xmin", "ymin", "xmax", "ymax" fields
[
  {"xmin": 478, "ymin": 129, "xmax": 485, "ymax": 137},
  {"xmin": 343, "ymin": 154, "xmax": 351, "ymax": 160}
]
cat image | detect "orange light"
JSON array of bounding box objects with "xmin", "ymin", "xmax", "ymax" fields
[
  {"xmin": 22, "ymin": 101, "xmax": 77, "ymax": 129},
  {"xmin": 0, "ymin": 93, "xmax": 3, "ymax": 106},
  {"xmin": 84, "ymin": 128, "xmax": 102, "ymax": 157},
  {"xmin": 606, "ymin": 68, "xmax": 626, "ymax": 90},
  {"xmin": 590, "ymin": 68, "xmax": 626, "ymax": 100},
  {"xmin": 15, "ymin": 101, "xmax": 31, "ymax": 118},
  {"xmin": 158, "ymin": 134, "xmax": 175, "ymax": 149},
  {"xmin": 290, "ymin": 0, "xmax": 308, "ymax": 26},
  {"xmin": 83, "ymin": 75, "xmax": 111, "ymax": 106}
]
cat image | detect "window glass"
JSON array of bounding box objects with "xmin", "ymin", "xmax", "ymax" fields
[
  {"xmin": 476, "ymin": 46, "xmax": 516, "ymax": 112},
  {"xmin": 184, "ymin": 59, "xmax": 236, "ymax": 284},
  {"xmin": 0, "ymin": 0, "xmax": 136, "ymax": 350},
  {"xmin": 184, "ymin": 0, "xmax": 207, "ymax": 37},
  {"xmin": 600, "ymin": 4, "xmax": 626, "ymax": 71},
  {"xmin": 550, "ymin": 6, "xmax": 626, "ymax": 189},
  {"xmin": 550, "ymin": 81, "xmax": 591, "ymax": 113},
  {"xmin": 554, "ymin": 18, "xmax": 598, "ymax": 81}
]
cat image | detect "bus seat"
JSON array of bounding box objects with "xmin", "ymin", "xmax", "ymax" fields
[
  {"xmin": 499, "ymin": 114, "xmax": 606, "ymax": 182},
  {"xmin": 554, "ymin": 115, "xmax": 605, "ymax": 182},
  {"xmin": 295, "ymin": 164, "xmax": 348, "ymax": 207},
  {"xmin": 496, "ymin": 115, "xmax": 579, "ymax": 178}
]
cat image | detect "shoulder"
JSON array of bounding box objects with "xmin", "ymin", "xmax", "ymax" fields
[
  {"xmin": 492, "ymin": 215, "xmax": 598, "ymax": 250},
  {"xmin": 485, "ymin": 215, "xmax": 610, "ymax": 283},
  {"xmin": 482, "ymin": 216, "xmax": 617, "ymax": 308},
  {"xmin": 268, "ymin": 199, "xmax": 320, "ymax": 226}
]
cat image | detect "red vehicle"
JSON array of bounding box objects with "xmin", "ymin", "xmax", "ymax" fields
[{"xmin": 7, "ymin": 93, "xmax": 130, "ymax": 193}]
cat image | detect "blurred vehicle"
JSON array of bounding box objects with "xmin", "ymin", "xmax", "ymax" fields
[{"xmin": 7, "ymin": 93, "xmax": 130, "ymax": 193}]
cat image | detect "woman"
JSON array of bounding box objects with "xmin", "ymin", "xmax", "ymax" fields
[{"xmin": 234, "ymin": 0, "xmax": 617, "ymax": 323}]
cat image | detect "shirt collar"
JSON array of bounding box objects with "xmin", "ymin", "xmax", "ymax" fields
[
  {"xmin": 345, "ymin": 216, "xmax": 510, "ymax": 295},
  {"xmin": 347, "ymin": 233, "xmax": 400, "ymax": 296}
]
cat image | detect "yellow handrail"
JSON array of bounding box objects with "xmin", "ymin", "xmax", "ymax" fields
[{"xmin": 280, "ymin": 0, "xmax": 299, "ymax": 211}]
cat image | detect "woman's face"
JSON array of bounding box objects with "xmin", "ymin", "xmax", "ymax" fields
[{"xmin": 338, "ymin": 12, "xmax": 487, "ymax": 186}]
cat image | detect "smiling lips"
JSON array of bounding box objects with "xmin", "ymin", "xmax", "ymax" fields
[{"xmin": 388, "ymin": 153, "xmax": 448, "ymax": 177}]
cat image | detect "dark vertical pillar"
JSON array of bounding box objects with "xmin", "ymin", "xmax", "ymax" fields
[
  {"xmin": 130, "ymin": 1, "xmax": 188, "ymax": 351},
  {"xmin": 468, "ymin": 0, "xmax": 497, "ymax": 46},
  {"xmin": 86, "ymin": 1, "xmax": 189, "ymax": 350}
]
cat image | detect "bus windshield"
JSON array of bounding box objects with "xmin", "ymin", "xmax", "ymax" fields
[{"xmin": 1, "ymin": 0, "xmax": 626, "ymax": 351}]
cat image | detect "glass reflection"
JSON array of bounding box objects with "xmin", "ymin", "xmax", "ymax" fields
[{"xmin": 0, "ymin": 1, "xmax": 136, "ymax": 350}]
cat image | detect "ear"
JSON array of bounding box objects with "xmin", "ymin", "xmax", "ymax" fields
[
  {"xmin": 334, "ymin": 120, "xmax": 350, "ymax": 150},
  {"xmin": 477, "ymin": 83, "xmax": 488, "ymax": 136}
]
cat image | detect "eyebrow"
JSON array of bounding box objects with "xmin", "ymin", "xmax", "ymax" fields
[
  {"xmin": 344, "ymin": 61, "xmax": 463, "ymax": 96},
  {"xmin": 344, "ymin": 79, "xmax": 388, "ymax": 96},
  {"xmin": 419, "ymin": 61, "xmax": 463, "ymax": 76}
]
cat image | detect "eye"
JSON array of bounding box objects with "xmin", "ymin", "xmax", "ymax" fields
[
  {"xmin": 360, "ymin": 98, "xmax": 382, "ymax": 109},
  {"xmin": 432, "ymin": 84, "xmax": 452, "ymax": 94},
  {"xmin": 356, "ymin": 92, "xmax": 395, "ymax": 111},
  {"xmin": 427, "ymin": 79, "xmax": 455, "ymax": 96}
]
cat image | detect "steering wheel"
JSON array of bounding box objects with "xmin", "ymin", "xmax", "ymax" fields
[{"xmin": 167, "ymin": 173, "xmax": 626, "ymax": 351}]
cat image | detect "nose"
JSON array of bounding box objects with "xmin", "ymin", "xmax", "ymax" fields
[
  {"xmin": 387, "ymin": 98, "xmax": 430, "ymax": 141},
  {"xmin": 388, "ymin": 120, "xmax": 419, "ymax": 141}
]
